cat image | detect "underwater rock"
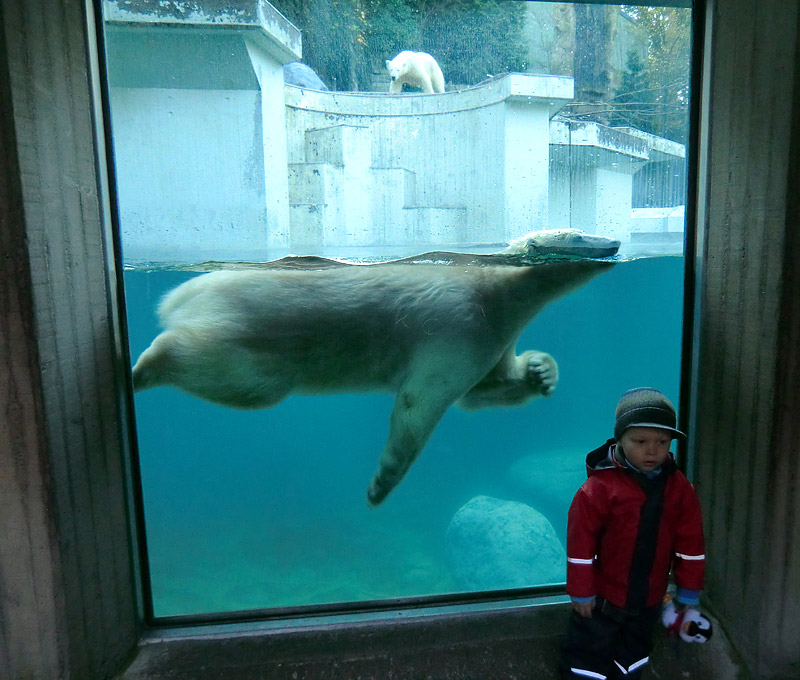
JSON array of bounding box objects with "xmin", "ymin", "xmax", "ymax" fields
[
  {"xmin": 507, "ymin": 449, "xmax": 587, "ymax": 509},
  {"xmin": 445, "ymin": 495, "xmax": 565, "ymax": 591}
]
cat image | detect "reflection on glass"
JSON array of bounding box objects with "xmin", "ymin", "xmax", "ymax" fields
[{"xmin": 102, "ymin": 0, "xmax": 692, "ymax": 618}]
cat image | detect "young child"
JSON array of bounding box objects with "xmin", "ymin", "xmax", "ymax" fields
[{"xmin": 560, "ymin": 387, "xmax": 705, "ymax": 680}]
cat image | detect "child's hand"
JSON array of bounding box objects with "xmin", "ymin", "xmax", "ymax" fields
[{"xmin": 572, "ymin": 598, "xmax": 595, "ymax": 618}]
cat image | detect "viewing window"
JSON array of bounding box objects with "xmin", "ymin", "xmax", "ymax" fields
[{"xmin": 100, "ymin": 0, "xmax": 695, "ymax": 622}]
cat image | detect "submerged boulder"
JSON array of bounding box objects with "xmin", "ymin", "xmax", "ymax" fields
[
  {"xmin": 507, "ymin": 449, "xmax": 587, "ymax": 510},
  {"xmin": 445, "ymin": 495, "xmax": 565, "ymax": 591}
]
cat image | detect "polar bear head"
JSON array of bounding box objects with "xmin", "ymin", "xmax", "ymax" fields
[
  {"xmin": 385, "ymin": 53, "xmax": 409, "ymax": 83},
  {"xmin": 502, "ymin": 228, "xmax": 621, "ymax": 259}
]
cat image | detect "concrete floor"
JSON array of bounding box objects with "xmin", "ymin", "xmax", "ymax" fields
[{"xmin": 116, "ymin": 602, "xmax": 750, "ymax": 679}]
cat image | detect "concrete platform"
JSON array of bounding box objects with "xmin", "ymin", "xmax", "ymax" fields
[{"xmin": 116, "ymin": 602, "xmax": 750, "ymax": 679}]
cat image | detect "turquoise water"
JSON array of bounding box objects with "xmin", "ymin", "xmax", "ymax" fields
[{"xmin": 124, "ymin": 256, "xmax": 684, "ymax": 618}]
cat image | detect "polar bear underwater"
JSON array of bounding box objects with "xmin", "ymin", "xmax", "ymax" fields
[{"xmin": 132, "ymin": 228, "xmax": 619, "ymax": 507}]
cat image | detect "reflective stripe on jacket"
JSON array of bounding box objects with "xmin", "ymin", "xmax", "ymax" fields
[{"xmin": 566, "ymin": 439, "xmax": 705, "ymax": 610}]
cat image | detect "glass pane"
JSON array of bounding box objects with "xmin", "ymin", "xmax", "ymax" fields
[{"xmin": 102, "ymin": 0, "xmax": 692, "ymax": 619}]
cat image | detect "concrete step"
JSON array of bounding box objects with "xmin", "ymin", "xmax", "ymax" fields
[
  {"xmin": 289, "ymin": 159, "xmax": 465, "ymax": 249},
  {"xmin": 289, "ymin": 164, "xmax": 417, "ymax": 214},
  {"xmin": 369, "ymin": 167, "xmax": 417, "ymax": 241},
  {"xmin": 403, "ymin": 206, "xmax": 468, "ymax": 244},
  {"xmin": 304, "ymin": 124, "xmax": 371, "ymax": 167},
  {"xmin": 288, "ymin": 162, "xmax": 336, "ymax": 204},
  {"xmin": 288, "ymin": 202, "xmax": 326, "ymax": 248}
]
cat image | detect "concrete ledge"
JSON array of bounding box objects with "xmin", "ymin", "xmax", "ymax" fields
[
  {"xmin": 103, "ymin": 0, "xmax": 301, "ymax": 64},
  {"xmin": 285, "ymin": 73, "xmax": 574, "ymax": 117},
  {"xmin": 613, "ymin": 126, "xmax": 686, "ymax": 160},
  {"xmin": 551, "ymin": 120, "xmax": 651, "ymax": 160},
  {"xmin": 116, "ymin": 603, "xmax": 750, "ymax": 679}
]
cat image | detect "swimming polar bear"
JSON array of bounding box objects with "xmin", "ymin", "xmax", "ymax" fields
[
  {"xmin": 385, "ymin": 50, "xmax": 445, "ymax": 94},
  {"xmin": 131, "ymin": 229, "xmax": 619, "ymax": 506}
]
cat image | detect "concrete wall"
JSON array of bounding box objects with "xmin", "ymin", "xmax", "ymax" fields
[
  {"xmin": 103, "ymin": 0, "xmax": 686, "ymax": 264},
  {"xmin": 108, "ymin": 87, "xmax": 270, "ymax": 262},
  {"xmin": 103, "ymin": 0, "xmax": 300, "ymax": 262},
  {"xmin": 549, "ymin": 120, "xmax": 649, "ymax": 243},
  {"xmin": 549, "ymin": 120, "xmax": 686, "ymax": 255},
  {"xmin": 104, "ymin": 5, "xmax": 682, "ymax": 265},
  {"xmin": 284, "ymin": 75, "xmax": 573, "ymax": 256}
]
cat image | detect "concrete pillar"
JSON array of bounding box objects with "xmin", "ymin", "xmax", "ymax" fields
[{"xmin": 503, "ymin": 94, "xmax": 553, "ymax": 240}]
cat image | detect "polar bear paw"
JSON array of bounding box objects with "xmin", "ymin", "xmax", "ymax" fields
[
  {"xmin": 366, "ymin": 477, "xmax": 388, "ymax": 507},
  {"xmin": 524, "ymin": 350, "xmax": 558, "ymax": 397}
]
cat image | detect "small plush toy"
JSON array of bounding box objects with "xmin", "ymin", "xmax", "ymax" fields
[{"xmin": 661, "ymin": 595, "xmax": 714, "ymax": 643}]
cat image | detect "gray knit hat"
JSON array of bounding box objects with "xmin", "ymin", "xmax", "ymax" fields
[{"xmin": 614, "ymin": 387, "xmax": 686, "ymax": 441}]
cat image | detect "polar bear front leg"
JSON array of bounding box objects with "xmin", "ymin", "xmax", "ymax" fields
[
  {"xmin": 523, "ymin": 349, "xmax": 559, "ymax": 396},
  {"xmin": 456, "ymin": 349, "xmax": 559, "ymax": 411}
]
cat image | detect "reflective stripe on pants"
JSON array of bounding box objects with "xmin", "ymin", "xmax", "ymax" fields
[{"xmin": 560, "ymin": 604, "xmax": 659, "ymax": 679}]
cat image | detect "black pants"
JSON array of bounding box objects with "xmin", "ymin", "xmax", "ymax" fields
[{"xmin": 560, "ymin": 600, "xmax": 660, "ymax": 679}]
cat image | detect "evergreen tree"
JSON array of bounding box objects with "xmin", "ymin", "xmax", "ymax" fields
[
  {"xmin": 612, "ymin": 7, "xmax": 692, "ymax": 142},
  {"xmin": 410, "ymin": 0, "xmax": 528, "ymax": 86}
]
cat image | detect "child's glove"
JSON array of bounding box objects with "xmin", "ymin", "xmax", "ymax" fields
[{"xmin": 661, "ymin": 594, "xmax": 713, "ymax": 643}]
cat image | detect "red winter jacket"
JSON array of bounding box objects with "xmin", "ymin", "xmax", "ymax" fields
[{"xmin": 566, "ymin": 439, "xmax": 705, "ymax": 610}]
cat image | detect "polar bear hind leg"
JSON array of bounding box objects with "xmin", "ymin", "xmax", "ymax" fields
[
  {"xmin": 429, "ymin": 61, "xmax": 445, "ymax": 94},
  {"xmin": 366, "ymin": 388, "xmax": 452, "ymax": 506},
  {"xmin": 419, "ymin": 76, "xmax": 434, "ymax": 94},
  {"xmin": 132, "ymin": 329, "xmax": 293, "ymax": 410}
]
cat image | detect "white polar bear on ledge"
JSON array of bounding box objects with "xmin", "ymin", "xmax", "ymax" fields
[
  {"xmin": 131, "ymin": 229, "xmax": 619, "ymax": 507},
  {"xmin": 385, "ymin": 50, "xmax": 445, "ymax": 94}
]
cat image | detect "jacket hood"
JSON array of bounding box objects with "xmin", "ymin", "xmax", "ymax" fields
[
  {"xmin": 585, "ymin": 437, "xmax": 677, "ymax": 477},
  {"xmin": 585, "ymin": 438, "xmax": 618, "ymax": 474}
]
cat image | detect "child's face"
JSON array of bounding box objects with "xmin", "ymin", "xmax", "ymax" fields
[{"xmin": 618, "ymin": 427, "xmax": 673, "ymax": 472}]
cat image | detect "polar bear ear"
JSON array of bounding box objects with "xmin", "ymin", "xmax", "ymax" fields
[{"xmin": 385, "ymin": 60, "xmax": 391, "ymax": 69}]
